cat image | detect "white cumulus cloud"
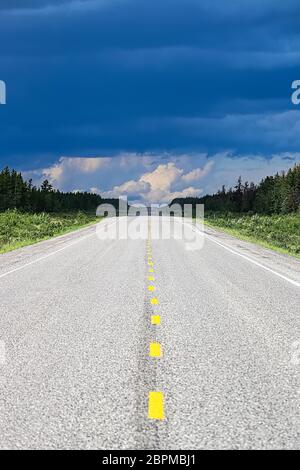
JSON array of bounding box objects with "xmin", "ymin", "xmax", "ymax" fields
[
  {"xmin": 182, "ymin": 161, "xmax": 214, "ymax": 182},
  {"xmin": 22, "ymin": 151, "xmax": 300, "ymax": 204}
]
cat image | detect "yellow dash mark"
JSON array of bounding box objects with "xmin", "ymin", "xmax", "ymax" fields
[
  {"xmin": 149, "ymin": 342, "xmax": 162, "ymax": 357},
  {"xmin": 148, "ymin": 392, "xmax": 164, "ymax": 420},
  {"xmin": 148, "ymin": 262, "xmax": 154, "ymax": 266},
  {"xmin": 151, "ymin": 315, "xmax": 161, "ymax": 325},
  {"xmin": 148, "ymin": 285, "xmax": 155, "ymax": 292},
  {"xmin": 151, "ymin": 298, "xmax": 158, "ymax": 305},
  {"xmin": 148, "ymin": 276, "xmax": 155, "ymax": 281},
  {"xmin": 149, "ymin": 268, "xmax": 154, "ymax": 273}
]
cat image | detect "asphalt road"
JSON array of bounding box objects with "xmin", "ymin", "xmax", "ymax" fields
[{"xmin": 0, "ymin": 216, "xmax": 300, "ymax": 449}]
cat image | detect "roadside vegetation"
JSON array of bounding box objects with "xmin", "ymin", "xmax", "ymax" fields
[
  {"xmin": 204, "ymin": 212, "xmax": 300, "ymax": 257},
  {"xmin": 172, "ymin": 163, "xmax": 300, "ymax": 258},
  {"xmin": 1, "ymin": 164, "xmax": 300, "ymax": 256},
  {"xmin": 0, "ymin": 166, "xmax": 104, "ymax": 212},
  {"xmin": 0, "ymin": 210, "xmax": 100, "ymax": 254},
  {"xmin": 0, "ymin": 166, "xmax": 120, "ymax": 253},
  {"xmin": 173, "ymin": 164, "xmax": 300, "ymax": 215}
]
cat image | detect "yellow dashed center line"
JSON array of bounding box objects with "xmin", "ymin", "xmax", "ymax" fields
[
  {"xmin": 149, "ymin": 342, "xmax": 162, "ymax": 357},
  {"xmin": 151, "ymin": 315, "xmax": 161, "ymax": 325},
  {"xmin": 146, "ymin": 222, "xmax": 165, "ymax": 421},
  {"xmin": 148, "ymin": 392, "xmax": 165, "ymax": 420}
]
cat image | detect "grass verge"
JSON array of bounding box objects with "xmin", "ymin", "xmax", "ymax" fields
[
  {"xmin": 203, "ymin": 212, "xmax": 300, "ymax": 259},
  {"xmin": 0, "ymin": 210, "xmax": 101, "ymax": 254}
]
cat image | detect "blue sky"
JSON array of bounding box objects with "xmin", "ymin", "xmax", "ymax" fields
[{"xmin": 1, "ymin": 0, "xmax": 300, "ymax": 201}]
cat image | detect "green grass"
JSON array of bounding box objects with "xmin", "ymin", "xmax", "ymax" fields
[
  {"xmin": 203, "ymin": 212, "xmax": 300, "ymax": 258},
  {"xmin": 0, "ymin": 210, "xmax": 101, "ymax": 254}
]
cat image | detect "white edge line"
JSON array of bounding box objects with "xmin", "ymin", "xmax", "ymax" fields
[
  {"xmin": 181, "ymin": 220, "xmax": 300, "ymax": 289},
  {"xmin": 0, "ymin": 219, "xmax": 117, "ymax": 280}
]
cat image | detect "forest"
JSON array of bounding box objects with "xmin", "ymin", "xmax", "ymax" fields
[
  {"xmin": 171, "ymin": 164, "xmax": 300, "ymax": 214},
  {"xmin": 0, "ymin": 166, "xmax": 116, "ymax": 212},
  {"xmin": 1, "ymin": 163, "xmax": 300, "ymax": 215},
  {"xmin": 0, "ymin": 164, "xmax": 300, "ymax": 255},
  {"xmin": 0, "ymin": 166, "xmax": 120, "ymax": 253}
]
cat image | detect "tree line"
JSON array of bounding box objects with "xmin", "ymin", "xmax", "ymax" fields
[
  {"xmin": 171, "ymin": 164, "xmax": 300, "ymax": 214},
  {"xmin": 1, "ymin": 163, "xmax": 300, "ymax": 215},
  {"xmin": 0, "ymin": 166, "xmax": 118, "ymax": 213}
]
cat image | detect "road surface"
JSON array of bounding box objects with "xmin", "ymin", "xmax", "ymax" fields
[{"xmin": 0, "ymin": 216, "xmax": 299, "ymax": 449}]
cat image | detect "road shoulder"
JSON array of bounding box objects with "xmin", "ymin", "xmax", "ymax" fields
[{"xmin": 201, "ymin": 222, "xmax": 300, "ymax": 287}]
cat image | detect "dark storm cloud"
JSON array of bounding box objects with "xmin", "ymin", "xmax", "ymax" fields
[
  {"xmin": 0, "ymin": 0, "xmax": 300, "ymax": 168},
  {"xmin": 0, "ymin": 0, "xmax": 82, "ymax": 10}
]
